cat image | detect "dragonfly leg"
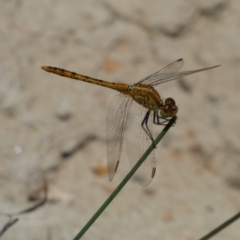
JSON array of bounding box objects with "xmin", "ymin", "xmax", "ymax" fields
[
  {"xmin": 141, "ymin": 110, "xmax": 156, "ymax": 148},
  {"xmin": 153, "ymin": 111, "xmax": 169, "ymax": 125},
  {"xmin": 153, "ymin": 111, "xmax": 177, "ymax": 126},
  {"xmin": 154, "ymin": 112, "xmax": 175, "ymax": 125}
]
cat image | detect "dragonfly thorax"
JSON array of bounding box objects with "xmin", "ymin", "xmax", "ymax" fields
[
  {"xmin": 129, "ymin": 84, "xmax": 163, "ymax": 110},
  {"xmin": 128, "ymin": 84, "xmax": 178, "ymax": 118}
]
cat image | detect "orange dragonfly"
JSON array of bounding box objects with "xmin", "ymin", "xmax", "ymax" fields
[{"xmin": 42, "ymin": 59, "xmax": 219, "ymax": 186}]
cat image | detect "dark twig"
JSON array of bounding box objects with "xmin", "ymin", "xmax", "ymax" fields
[
  {"xmin": 0, "ymin": 180, "xmax": 47, "ymax": 216},
  {"xmin": 0, "ymin": 218, "xmax": 18, "ymax": 237},
  {"xmin": 0, "ymin": 180, "xmax": 47, "ymax": 238}
]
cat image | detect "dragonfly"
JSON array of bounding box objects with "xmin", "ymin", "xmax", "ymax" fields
[{"xmin": 42, "ymin": 59, "xmax": 219, "ymax": 186}]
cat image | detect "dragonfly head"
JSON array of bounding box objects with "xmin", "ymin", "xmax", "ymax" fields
[{"xmin": 160, "ymin": 98, "xmax": 178, "ymax": 118}]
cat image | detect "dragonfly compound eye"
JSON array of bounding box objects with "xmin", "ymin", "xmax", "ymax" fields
[
  {"xmin": 160, "ymin": 103, "xmax": 178, "ymax": 118},
  {"xmin": 165, "ymin": 97, "xmax": 175, "ymax": 105}
]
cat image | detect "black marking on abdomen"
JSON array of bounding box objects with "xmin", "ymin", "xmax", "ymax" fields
[
  {"xmin": 70, "ymin": 72, "xmax": 77, "ymax": 77},
  {"xmin": 83, "ymin": 75, "xmax": 91, "ymax": 80}
]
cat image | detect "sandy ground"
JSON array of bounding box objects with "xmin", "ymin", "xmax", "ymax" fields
[{"xmin": 0, "ymin": 0, "xmax": 239, "ymax": 239}]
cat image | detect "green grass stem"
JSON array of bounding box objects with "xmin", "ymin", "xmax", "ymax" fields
[
  {"xmin": 199, "ymin": 212, "xmax": 240, "ymax": 240},
  {"xmin": 73, "ymin": 116, "xmax": 177, "ymax": 240}
]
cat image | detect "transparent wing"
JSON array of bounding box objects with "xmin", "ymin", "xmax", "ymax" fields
[
  {"xmin": 138, "ymin": 58, "xmax": 184, "ymax": 84},
  {"xmin": 146, "ymin": 65, "xmax": 220, "ymax": 86},
  {"xmin": 138, "ymin": 59, "xmax": 220, "ymax": 86},
  {"xmin": 107, "ymin": 93, "xmax": 132, "ymax": 181},
  {"xmin": 126, "ymin": 101, "xmax": 156, "ymax": 186}
]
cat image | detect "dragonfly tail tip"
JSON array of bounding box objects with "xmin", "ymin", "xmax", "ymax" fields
[{"xmin": 41, "ymin": 66, "xmax": 48, "ymax": 71}]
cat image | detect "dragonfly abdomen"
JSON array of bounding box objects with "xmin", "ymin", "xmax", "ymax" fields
[{"xmin": 41, "ymin": 66, "xmax": 129, "ymax": 92}]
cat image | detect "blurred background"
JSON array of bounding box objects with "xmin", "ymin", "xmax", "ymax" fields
[{"xmin": 0, "ymin": 0, "xmax": 239, "ymax": 239}]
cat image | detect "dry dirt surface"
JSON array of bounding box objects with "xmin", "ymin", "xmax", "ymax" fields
[{"xmin": 0, "ymin": 0, "xmax": 239, "ymax": 239}]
